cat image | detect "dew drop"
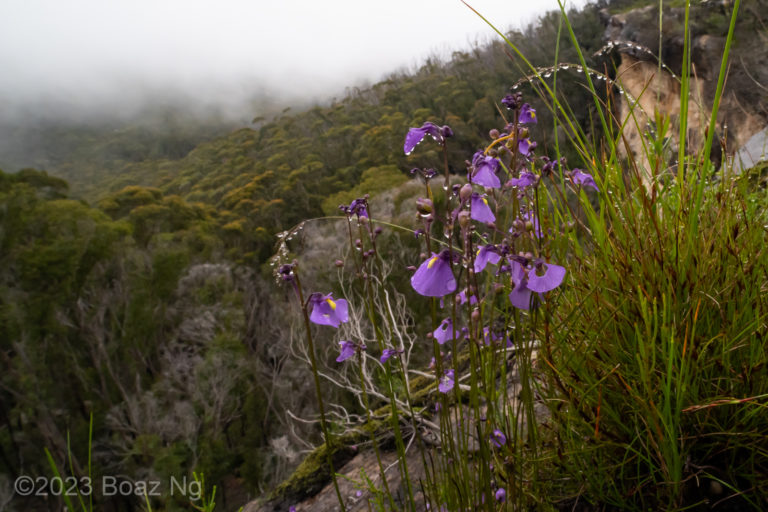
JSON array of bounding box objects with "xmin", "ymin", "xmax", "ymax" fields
[
  {"xmin": 544, "ymin": 72, "xmax": 552, "ymax": 78},
  {"xmin": 512, "ymin": 85, "xmax": 519, "ymax": 90},
  {"xmin": 576, "ymin": 68, "xmax": 583, "ymax": 73}
]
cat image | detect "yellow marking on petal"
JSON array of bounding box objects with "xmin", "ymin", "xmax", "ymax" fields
[
  {"xmin": 531, "ymin": 111, "xmax": 536, "ymax": 119},
  {"xmin": 476, "ymin": 249, "xmax": 482, "ymax": 258},
  {"xmin": 326, "ymin": 298, "xmax": 337, "ymax": 310},
  {"xmin": 427, "ymin": 256, "xmax": 439, "ymax": 269},
  {"xmin": 482, "ymin": 198, "xmax": 489, "ymax": 207}
]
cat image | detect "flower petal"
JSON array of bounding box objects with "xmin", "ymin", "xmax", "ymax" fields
[
  {"xmin": 526, "ymin": 263, "xmax": 566, "ymax": 293},
  {"xmin": 411, "ymin": 253, "xmax": 457, "ymax": 297}
]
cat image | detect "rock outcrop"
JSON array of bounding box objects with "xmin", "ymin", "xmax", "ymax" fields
[{"xmin": 599, "ymin": 1, "xmax": 768, "ymax": 186}]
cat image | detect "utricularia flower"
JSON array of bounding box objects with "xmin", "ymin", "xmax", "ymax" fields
[
  {"xmin": 404, "ymin": 122, "xmax": 453, "ymax": 154},
  {"xmin": 308, "ymin": 293, "xmax": 349, "ymax": 327},
  {"xmin": 495, "ymin": 488, "xmax": 506, "ymax": 503},
  {"xmin": 411, "ymin": 250, "xmax": 456, "ymax": 297},
  {"xmin": 336, "ymin": 340, "xmax": 365, "ymax": 362},
  {"xmin": 474, "ymin": 245, "xmax": 501, "ymax": 273},
  {"xmin": 470, "ymin": 193, "xmax": 495, "ymax": 224},
  {"xmin": 569, "ymin": 168, "xmax": 599, "ymax": 191},
  {"xmin": 490, "ymin": 429, "xmax": 507, "ymax": 448},
  {"xmin": 508, "ymin": 258, "xmax": 566, "ymax": 310},
  {"xmin": 433, "ymin": 318, "xmax": 460, "ymax": 345},
  {"xmin": 470, "ymin": 151, "xmax": 501, "ymax": 188},
  {"xmin": 507, "ymin": 170, "xmax": 538, "ymax": 191},
  {"xmin": 438, "ymin": 369, "xmax": 455, "ymax": 393},
  {"xmin": 380, "ymin": 347, "xmax": 403, "ymax": 363},
  {"xmin": 519, "ymin": 103, "xmax": 537, "ymax": 124},
  {"xmin": 342, "ymin": 198, "xmax": 368, "ymax": 218}
]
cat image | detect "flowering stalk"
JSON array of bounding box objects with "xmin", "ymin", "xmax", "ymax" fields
[{"xmin": 286, "ymin": 266, "xmax": 347, "ymax": 511}]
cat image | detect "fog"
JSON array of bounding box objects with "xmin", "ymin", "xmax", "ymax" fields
[{"xmin": 0, "ymin": 0, "xmax": 588, "ymax": 124}]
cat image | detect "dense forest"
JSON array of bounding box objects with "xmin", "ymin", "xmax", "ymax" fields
[{"xmin": 1, "ymin": 0, "xmax": 765, "ymax": 510}]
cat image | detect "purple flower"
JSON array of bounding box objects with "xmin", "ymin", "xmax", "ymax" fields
[
  {"xmin": 438, "ymin": 369, "xmax": 455, "ymax": 393},
  {"xmin": 404, "ymin": 122, "xmax": 452, "ymax": 155},
  {"xmin": 570, "ymin": 168, "xmax": 599, "ymax": 191},
  {"xmin": 495, "ymin": 488, "xmax": 506, "ymax": 503},
  {"xmin": 470, "ymin": 151, "xmax": 501, "ymax": 188},
  {"xmin": 345, "ymin": 198, "xmax": 368, "ymax": 218},
  {"xmin": 289, "ymin": 507, "xmax": 296, "ymax": 512},
  {"xmin": 474, "ymin": 245, "xmax": 501, "ymax": 273},
  {"xmin": 490, "ymin": 429, "xmax": 507, "ymax": 448},
  {"xmin": 380, "ymin": 347, "xmax": 403, "ymax": 363},
  {"xmin": 518, "ymin": 137, "xmax": 536, "ymax": 156},
  {"xmin": 506, "ymin": 170, "xmax": 538, "ymax": 191},
  {"xmin": 411, "ymin": 250, "xmax": 456, "ymax": 297},
  {"xmin": 309, "ymin": 293, "xmax": 349, "ymax": 327},
  {"xmin": 470, "ymin": 193, "xmax": 495, "ymax": 224},
  {"xmin": 519, "ymin": 103, "xmax": 537, "ymax": 124},
  {"xmin": 508, "ymin": 259, "xmax": 566, "ymax": 310},
  {"xmin": 501, "ymin": 92, "xmax": 522, "ymax": 109},
  {"xmin": 433, "ymin": 318, "xmax": 459, "ymax": 345},
  {"xmin": 336, "ymin": 340, "xmax": 358, "ymax": 362},
  {"xmin": 527, "ymin": 259, "xmax": 567, "ymax": 293}
]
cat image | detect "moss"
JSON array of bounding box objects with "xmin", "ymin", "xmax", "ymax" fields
[
  {"xmin": 267, "ymin": 436, "xmax": 358, "ymax": 504},
  {"xmin": 264, "ymin": 362, "xmax": 458, "ymax": 506}
]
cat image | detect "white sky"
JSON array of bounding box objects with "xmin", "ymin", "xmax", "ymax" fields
[{"xmin": 0, "ymin": 0, "xmax": 588, "ymax": 118}]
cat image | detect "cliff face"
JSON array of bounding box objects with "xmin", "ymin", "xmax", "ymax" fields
[{"xmin": 601, "ymin": 1, "xmax": 768, "ymax": 184}]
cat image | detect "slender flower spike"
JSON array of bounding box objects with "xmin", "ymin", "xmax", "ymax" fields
[
  {"xmin": 411, "ymin": 250, "xmax": 457, "ymax": 297},
  {"xmin": 470, "ymin": 151, "xmax": 501, "ymax": 188},
  {"xmin": 404, "ymin": 122, "xmax": 451, "ymax": 155},
  {"xmin": 470, "ymin": 193, "xmax": 495, "ymax": 224},
  {"xmin": 380, "ymin": 348, "xmax": 403, "ymax": 363},
  {"xmin": 438, "ymin": 369, "xmax": 455, "ymax": 394},
  {"xmin": 336, "ymin": 340, "xmax": 358, "ymax": 362},
  {"xmin": 308, "ymin": 293, "xmax": 349, "ymax": 327},
  {"xmin": 519, "ymin": 103, "xmax": 537, "ymax": 124},
  {"xmin": 433, "ymin": 318, "xmax": 460, "ymax": 345},
  {"xmin": 474, "ymin": 245, "xmax": 501, "ymax": 273},
  {"xmin": 490, "ymin": 429, "xmax": 507, "ymax": 448},
  {"xmin": 570, "ymin": 168, "xmax": 599, "ymax": 191},
  {"xmin": 495, "ymin": 488, "xmax": 506, "ymax": 503}
]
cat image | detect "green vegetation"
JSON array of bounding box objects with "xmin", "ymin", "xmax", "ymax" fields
[{"xmin": 1, "ymin": 0, "xmax": 767, "ymax": 510}]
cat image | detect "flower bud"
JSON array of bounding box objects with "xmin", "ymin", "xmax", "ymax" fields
[
  {"xmin": 471, "ymin": 309, "xmax": 481, "ymax": 323},
  {"xmin": 489, "ymin": 128, "xmax": 500, "ymax": 139},
  {"xmin": 334, "ymin": 259, "xmax": 344, "ymax": 267},
  {"xmin": 525, "ymin": 221, "xmax": 534, "ymax": 232},
  {"xmin": 458, "ymin": 210, "xmax": 471, "ymax": 228},
  {"xmin": 518, "ymin": 127, "xmax": 529, "ymax": 139},
  {"xmin": 416, "ymin": 197, "xmax": 433, "ymax": 216},
  {"xmin": 459, "ymin": 184, "xmax": 473, "ymax": 201}
]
